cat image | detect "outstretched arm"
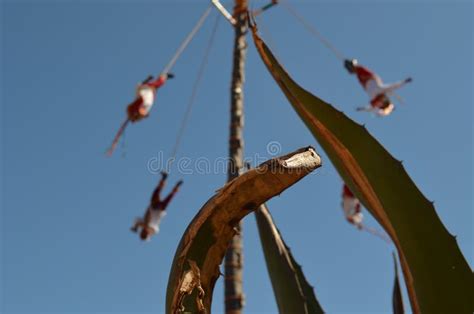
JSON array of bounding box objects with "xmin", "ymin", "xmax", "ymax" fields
[
  {"xmin": 131, "ymin": 217, "xmax": 145, "ymax": 233},
  {"xmin": 161, "ymin": 180, "xmax": 183, "ymax": 209},
  {"xmin": 148, "ymin": 75, "xmax": 167, "ymax": 88},
  {"xmin": 382, "ymin": 77, "xmax": 412, "ymax": 95}
]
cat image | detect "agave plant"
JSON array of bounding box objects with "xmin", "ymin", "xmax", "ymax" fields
[
  {"xmin": 249, "ymin": 23, "xmax": 473, "ymax": 314},
  {"xmin": 162, "ymin": 3, "xmax": 472, "ymax": 314}
]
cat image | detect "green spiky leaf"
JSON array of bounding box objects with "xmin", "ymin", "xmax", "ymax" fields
[
  {"xmin": 250, "ymin": 21, "xmax": 473, "ymax": 314},
  {"xmin": 255, "ymin": 204, "xmax": 324, "ymax": 314}
]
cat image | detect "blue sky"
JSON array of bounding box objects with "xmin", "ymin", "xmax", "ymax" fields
[{"xmin": 2, "ymin": 1, "xmax": 472, "ymax": 313}]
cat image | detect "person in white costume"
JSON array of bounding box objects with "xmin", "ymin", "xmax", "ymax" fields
[
  {"xmin": 344, "ymin": 59, "xmax": 412, "ymax": 116},
  {"xmin": 341, "ymin": 184, "xmax": 363, "ymax": 229},
  {"xmin": 131, "ymin": 171, "xmax": 183, "ymax": 241},
  {"xmin": 126, "ymin": 73, "xmax": 174, "ymax": 122}
]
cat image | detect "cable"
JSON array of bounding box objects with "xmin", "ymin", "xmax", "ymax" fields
[
  {"xmin": 106, "ymin": 118, "xmax": 129, "ymax": 156},
  {"xmin": 362, "ymin": 225, "xmax": 392, "ymax": 244},
  {"xmin": 169, "ymin": 15, "xmax": 221, "ymax": 166},
  {"xmin": 120, "ymin": 121, "xmax": 127, "ymax": 158},
  {"xmin": 161, "ymin": 5, "xmax": 213, "ymax": 75},
  {"xmin": 281, "ymin": 0, "xmax": 345, "ymax": 61},
  {"xmin": 106, "ymin": 5, "xmax": 213, "ymax": 158},
  {"xmin": 281, "ymin": 1, "xmax": 409, "ymax": 106}
]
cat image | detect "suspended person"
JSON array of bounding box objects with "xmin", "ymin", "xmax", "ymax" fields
[
  {"xmin": 341, "ymin": 184, "xmax": 363, "ymax": 230},
  {"xmin": 127, "ymin": 73, "xmax": 174, "ymax": 122},
  {"xmin": 131, "ymin": 171, "xmax": 183, "ymax": 241},
  {"xmin": 344, "ymin": 59, "xmax": 412, "ymax": 116},
  {"xmin": 106, "ymin": 73, "xmax": 174, "ymax": 156},
  {"xmin": 340, "ymin": 184, "xmax": 391, "ymax": 242},
  {"xmin": 106, "ymin": 6, "xmax": 211, "ymax": 157}
]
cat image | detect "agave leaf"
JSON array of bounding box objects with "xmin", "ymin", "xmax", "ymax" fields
[
  {"xmin": 392, "ymin": 252, "xmax": 404, "ymax": 314},
  {"xmin": 250, "ymin": 21, "xmax": 473, "ymax": 314},
  {"xmin": 255, "ymin": 204, "xmax": 324, "ymax": 314},
  {"xmin": 165, "ymin": 147, "xmax": 322, "ymax": 314}
]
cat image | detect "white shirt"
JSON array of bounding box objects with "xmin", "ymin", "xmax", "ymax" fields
[
  {"xmin": 147, "ymin": 208, "xmax": 166, "ymax": 233},
  {"xmin": 137, "ymin": 85, "xmax": 156, "ymax": 115},
  {"xmin": 342, "ymin": 196, "xmax": 363, "ymax": 225}
]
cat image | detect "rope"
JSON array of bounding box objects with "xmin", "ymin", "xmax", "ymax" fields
[
  {"xmin": 361, "ymin": 225, "xmax": 392, "ymax": 244},
  {"xmin": 392, "ymin": 92, "xmax": 406, "ymax": 105},
  {"xmin": 120, "ymin": 121, "xmax": 127, "ymax": 158},
  {"xmin": 169, "ymin": 15, "xmax": 221, "ymax": 164},
  {"xmin": 106, "ymin": 118, "xmax": 129, "ymax": 156},
  {"xmin": 281, "ymin": 0, "xmax": 345, "ymax": 61},
  {"xmin": 255, "ymin": 14, "xmax": 288, "ymax": 69},
  {"xmin": 281, "ymin": 1, "xmax": 409, "ymax": 106},
  {"xmin": 256, "ymin": 15, "xmax": 279, "ymax": 56},
  {"xmin": 161, "ymin": 5, "xmax": 213, "ymax": 75}
]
